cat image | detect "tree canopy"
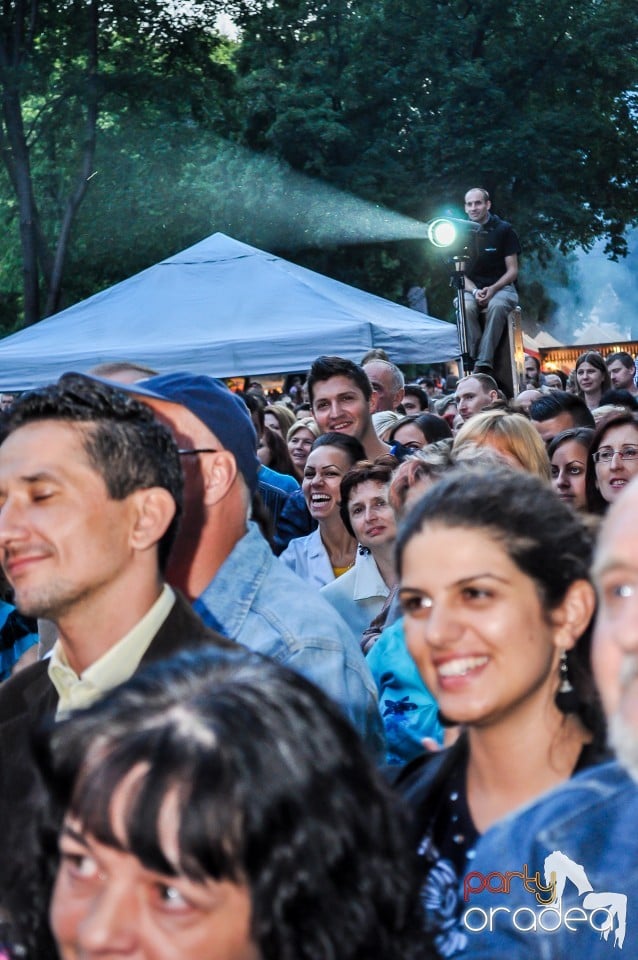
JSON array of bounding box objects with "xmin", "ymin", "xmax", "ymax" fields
[{"xmin": 0, "ymin": 0, "xmax": 636, "ymax": 331}]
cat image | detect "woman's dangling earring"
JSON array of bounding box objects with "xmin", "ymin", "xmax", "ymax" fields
[{"xmin": 555, "ymin": 650, "xmax": 578, "ymax": 713}]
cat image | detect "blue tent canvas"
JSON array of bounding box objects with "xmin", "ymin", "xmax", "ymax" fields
[{"xmin": 0, "ymin": 233, "xmax": 459, "ymax": 390}]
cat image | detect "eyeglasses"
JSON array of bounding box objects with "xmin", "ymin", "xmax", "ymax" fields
[
  {"xmin": 177, "ymin": 448, "xmax": 218, "ymax": 456},
  {"xmin": 592, "ymin": 445, "xmax": 638, "ymax": 464}
]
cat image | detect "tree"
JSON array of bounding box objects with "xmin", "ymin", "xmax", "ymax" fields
[
  {"xmin": 0, "ymin": 0, "xmax": 230, "ymax": 325},
  {"xmin": 228, "ymin": 0, "xmax": 638, "ymax": 322}
]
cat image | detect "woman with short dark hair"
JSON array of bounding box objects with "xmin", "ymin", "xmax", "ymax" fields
[{"xmin": 25, "ymin": 649, "xmax": 430, "ymax": 960}]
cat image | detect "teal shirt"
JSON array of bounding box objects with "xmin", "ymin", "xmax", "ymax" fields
[
  {"xmin": 0, "ymin": 600, "xmax": 39, "ymax": 682},
  {"xmin": 366, "ymin": 616, "xmax": 443, "ymax": 764}
]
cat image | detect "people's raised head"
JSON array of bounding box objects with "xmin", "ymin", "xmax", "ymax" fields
[
  {"xmin": 544, "ymin": 371, "xmax": 566, "ymax": 390},
  {"xmin": 0, "ymin": 372, "xmax": 183, "ymax": 571},
  {"xmin": 585, "ymin": 410, "xmax": 638, "ymax": 515},
  {"xmin": 362, "ymin": 359, "xmax": 405, "ymax": 412},
  {"xmin": 547, "ymin": 427, "xmax": 595, "ymax": 512},
  {"xmin": 339, "ymin": 455, "xmax": 398, "ymax": 538},
  {"xmin": 606, "ymin": 350, "xmax": 635, "ymax": 370},
  {"xmin": 454, "ymin": 373, "xmax": 499, "ymax": 421},
  {"xmin": 388, "ymin": 413, "xmax": 452, "ymax": 450},
  {"xmin": 547, "ymin": 426, "xmax": 595, "ymax": 461},
  {"xmin": 287, "ymin": 416, "xmax": 320, "ymax": 444},
  {"xmin": 523, "ymin": 354, "xmax": 541, "ymax": 386},
  {"xmin": 529, "ymin": 390, "xmax": 595, "ymax": 444},
  {"xmin": 396, "ymin": 466, "xmax": 603, "ymax": 742},
  {"xmin": 453, "ymin": 408, "xmax": 551, "ymax": 480},
  {"xmin": 40, "ymin": 647, "xmax": 424, "ymax": 960},
  {"xmin": 306, "ymin": 355, "xmax": 372, "ymax": 407},
  {"xmin": 402, "ymin": 384, "xmax": 429, "ymax": 415},
  {"xmin": 605, "ymin": 351, "xmax": 637, "ymax": 392},
  {"xmin": 575, "ymin": 350, "xmax": 611, "ymax": 396},
  {"xmin": 264, "ymin": 402, "xmax": 296, "ymax": 438},
  {"xmin": 310, "ymin": 431, "xmax": 366, "ymax": 464},
  {"xmin": 127, "ymin": 373, "xmax": 260, "ymax": 499}
]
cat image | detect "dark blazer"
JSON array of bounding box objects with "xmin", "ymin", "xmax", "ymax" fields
[{"xmin": 0, "ymin": 590, "xmax": 235, "ymax": 898}]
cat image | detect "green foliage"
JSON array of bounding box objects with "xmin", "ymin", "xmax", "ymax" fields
[
  {"xmin": 0, "ymin": 0, "xmax": 235, "ymax": 325},
  {"xmin": 227, "ymin": 0, "xmax": 638, "ymax": 320},
  {"xmin": 0, "ymin": 0, "xmax": 636, "ymax": 332}
]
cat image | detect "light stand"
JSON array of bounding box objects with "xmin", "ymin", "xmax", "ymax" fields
[
  {"xmin": 450, "ymin": 252, "xmax": 473, "ymax": 377},
  {"xmin": 426, "ymin": 217, "xmax": 481, "ymax": 378}
]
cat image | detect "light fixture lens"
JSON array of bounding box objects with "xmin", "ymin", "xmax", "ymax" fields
[{"xmin": 427, "ymin": 218, "xmax": 457, "ymax": 248}]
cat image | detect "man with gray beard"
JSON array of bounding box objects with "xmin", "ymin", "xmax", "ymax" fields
[{"xmin": 456, "ymin": 477, "xmax": 638, "ymax": 958}]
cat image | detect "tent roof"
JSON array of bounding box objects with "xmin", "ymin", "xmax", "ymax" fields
[{"xmin": 0, "ymin": 233, "xmax": 458, "ymax": 391}]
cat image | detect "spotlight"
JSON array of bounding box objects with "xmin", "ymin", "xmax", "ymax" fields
[{"xmin": 427, "ymin": 217, "xmax": 482, "ymax": 249}]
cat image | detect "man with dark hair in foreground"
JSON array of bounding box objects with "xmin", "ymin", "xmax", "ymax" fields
[{"xmin": 0, "ymin": 373, "xmax": 233, "ymax": 903}]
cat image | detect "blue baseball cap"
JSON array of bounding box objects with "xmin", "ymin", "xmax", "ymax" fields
[{"xmin": 128, "ymin": 373, "xmax": 260, "ymax": 496}]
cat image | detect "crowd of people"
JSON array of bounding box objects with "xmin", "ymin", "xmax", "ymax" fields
[{"xmin": 0, "ymin": 341, "xmax": 637, "ymax": 959}]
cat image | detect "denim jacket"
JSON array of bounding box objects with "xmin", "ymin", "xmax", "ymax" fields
[
  {"xmin": 458, "ymin": 760, "xmax": 636, "ymax": 958},
  {"xmin": 194, "ymin": 522, "xmax": 385, "ymax": 758}
]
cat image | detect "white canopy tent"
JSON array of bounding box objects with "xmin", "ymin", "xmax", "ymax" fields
[{"xmin": 0, "ymin": 232, "xmax": 458, "ymax": 391}]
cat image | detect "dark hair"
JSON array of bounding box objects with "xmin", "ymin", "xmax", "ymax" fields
[
  {"xmin": 599, "ymin": 388, "xmax": 638, "ymax": 411},
  {"xmin": 39, "ymin": 649, "xmax": 426, "ymax": 960},
  {"xmin": 575, "ymin": 351, "xmax": 611, "ymax": 397},
  {"xmin": 260, "ymin": 426, "xmax": 298, "ymax": 478},
  {"xmin": 403, "ymin": 384, "xmax": 429, "ymax": 411},
  {"xmin": 339, "ymin": 455, "xmax": 397, "ymax": 537},
  {"xmin": 585, "ymin": 411, "xmax": 638, "ymax": 514},
  {"xmin": 0, "ymin": 373, "xmax": 182, "ymax": 570},
  {"xmin": 529, "ymin": 390, "xmax": 595, "ymax": 428},
  {"xmin": 310, "ymin": 431, "xmax": 366, "ymax": 464},
  {"xmin": 264, "ymin": 402, "xmax": 296, "ymax": 435},
  {"xmin": 396, "ymin": 467, "xmax": 604, "ymax": 743},
  {"xmin": 307, "ymin": 356, "xmax": 372, "ymax": 406},
  {"xmin": 605, "ymin": 350, "xmax": 635, "ymax": 370},
  {"xmin": 240, "ymin": 391, "xmax": 265, "ymax": 434},
  {"xmin": 547, "ymin": 427, "xmax": 595, "ymax": 462},
  {"xmin": 389, "ymin": 413, "xmax": 452, "ymax": 446}
]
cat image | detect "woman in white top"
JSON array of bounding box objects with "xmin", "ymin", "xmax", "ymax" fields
[
  {"xmin": 321, "ymin": 456, "xmax": 398, "ymax": 642},
  {"xmin": 279, "ymin": 433, "xmax": 365, "ymax": 589}
]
